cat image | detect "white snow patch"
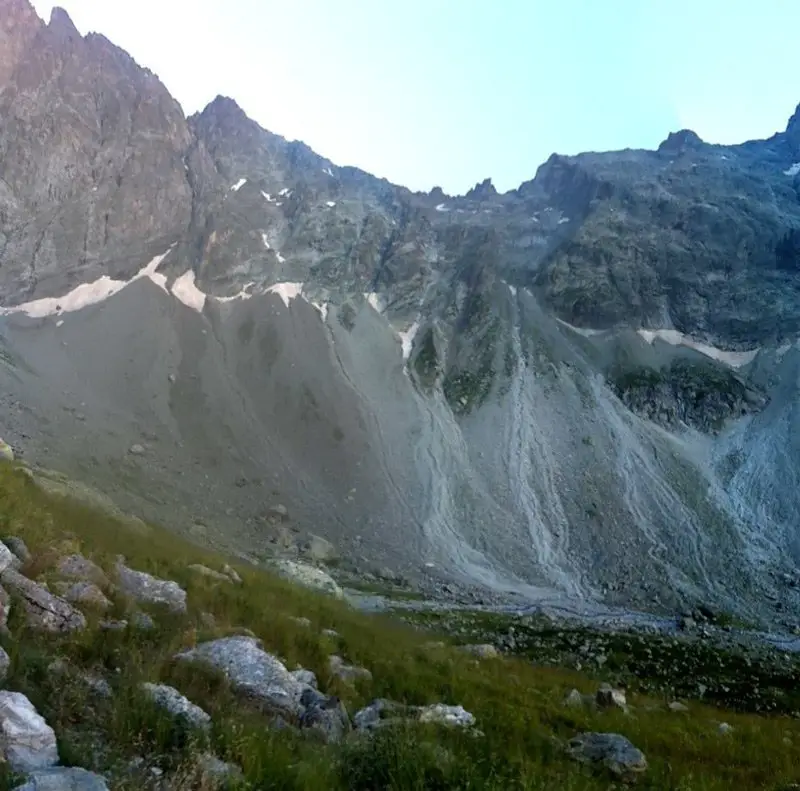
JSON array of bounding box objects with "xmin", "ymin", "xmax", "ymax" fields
[
  {"xmin": 556, "ymin": 318, "xmax": 604, "ymax": 337},
  {"xmin": 784, "ymin": 162, "xmax": 800, "ymax": 177},
  {"xmin": 397, "ymin": 320, "xmax": 420, "ymax": 360},
  {"xmin": 276, "ymin": 251, "xmax": 286, "ymax": 264},
  {"xmin": 558, "ymin": 216, "xmax": 570, "ymax": 225},
  {"xmin": 171, "ymin": 270, "xmax": 206, "ymax": 313},
  {"xmin": 720, "ymin": 155, "xmax": 729, "ymax": 161},
  {"xmin": 435, "ymin": 203, "xmax": 449, "ymax": 212},
  {"xmin": 323, "ymin": 167, "xmax": 335, "ymax": 177},
  {"xmin": 261, "ymin": 191, "xmax": 275, "ymax": 203},
  {"xmin": 266, "ymin": 282, "xmax": 303, "ymax": 308},
  {"xmin": 261, "ymin": 233, "xmax": 271, "ymax": 250},
  {"xmin": 532, "ymin": 216, "xmax": 540, "ymax": 223},
  {"xmin": 325, "ymin": 201, "xmax": 336, "ymax": 207},
  {"xmin": 56, "ymin": 320, "xmax": 64, "ymax": 327},
  {"xmin": 638, "ymin": 329, "xmax": 759, "ymax": 367},
  {"xmin": 231, "ymin": 178, "xmax": 247, "ymax": 192},
  {"xmin": 364, "ymin": 292, "xmax": 384, "ymax": 313},
  {"xmin": 275, "ymin": 202, "xmax": 283, "ymax": 207},
  {"xmin": 2, "ymin": 249, "xmax": 173, "ymax": 317},
  {"xmin": 214, "ymin": 283, "xmax": 255, "ymax": 303},
  {"xmin": 312, "ymin": 301, "xmax": 329, "ymax": 321},
  {"xmin": 278, "ymin": 188, "xmax": 291, "ymax": 197},
  {"xmin": 508, "ymin": 285, "xmax": 517, "ymax": 297}
]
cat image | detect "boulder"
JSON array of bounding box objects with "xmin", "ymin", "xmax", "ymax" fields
[
  {"xmin": 141, "ymin": 683, "xmax": 211, "ymax": 731},
  {"xmin": 188, "ymin": 564, "xmax": 232, "ymax": 583},
  {"xmin": 289, "ymin": 616, "xmax": 312, "ymax": 628},
  {"xmin": 130, "ymin": 611, "xmax": 155, "ymax": 630},
  {"xmin": 418, "ymin": 704, "xmax": 475, "ymax": 728},
  {"xmin": 596, "ymin": 683, "xmax": 627, "ymax": 710},
  {"xmin": 567, "ymin": 732, "xmax": 647, "ymax": 779},
  {"xmin": 0, "ymin": 646, "xmax": 10, "ymax": 682},
  {"xmin": 290, "ymin": 669, "xmax": 318, "ymax": 688},
  {"xmin": 176, "ymin": 636, "xmax": 307, "ymax": 715},
  {"xmin": 3, "ymin": 536, "xmax": 32, "ymax": 564},
  {"xmin": 0, "ymin": 583, "xmax": 11, "ymax": 631},
  {"xmin": 62, "ymin": 582, "xmax": 112, "ymax": 611},
  {"xmin": 0, "ymin": 542, "xmax": 17, "ymax": 574},
  {"xmin": 0, "ymin": 569, "xmax": 87, "ymax": 632},
  {"xmin": 0, "ymin": 691, "xmax": 59, "ymax": 772},
  {"xmin": 301, "ymin": 535, "xmax": 338, "ymax": 564},
  {"xmin": 56, "ymin": 555, "xmax": 110, "ymax": 588},
  {"xmin": 197, "ymin": 753, "xmax": 244, "ymax": 788},
  {"xmin": 14, "ymin": 767, "xmax": 110, "ymax": 790},
  {"xmin": 564, "ymin": 689, "xmax": 593, "ymax": 708},
  {"xmin": 115, "ymin": 560, "xmax": 187, "ymax": 613},
  {"xmin": 222, "ymin": 564, "xmax": 242, "ymax": 584},
  {"xmin": 328, "ymin": 655, "xmax": 372, "ymax": 684},
  {"xmin": 460, "ymin": 644, "xmax": 499, "ymax": 659},
  {"xmin": 298, "ymin": 688, "xmax": 350, "ymax": 743},
  {"xmin": 321, "ymin": 628, "xmax": 340, "ymax": 638},
  {"xmin": 0, "ymin": 439, "xmax": 14, "ymax": 462},
  {"xmin": 128, "ymin": 444, "xmax": 146, "ymax": 456},
  {"xmin": 668, "ymin": 701, "xmax": 689, "ymax": 713},
  {"xmin": 273, "ymin": 560, "xmax": 343, "ymax": 598},
  {"xmin": 353, "ymin": 698, "xmax": 476, "ymax": 731}
]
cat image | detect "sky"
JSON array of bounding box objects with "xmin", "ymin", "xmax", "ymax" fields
[{"xmin": 29, "ymin": 0, "xmax": 800, "ymax": 195}]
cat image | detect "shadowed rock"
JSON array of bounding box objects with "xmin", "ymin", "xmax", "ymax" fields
[
  {"xmin": 115, "ymin": 559, "xmax": 187, "ymax": 613},
  {"xmin": 1, "ymin": 569, "xmax": 86, "ymax": 632},
  {"xmin": 0, "ymin": 691, "xmax": 59, "ymax": 772}
]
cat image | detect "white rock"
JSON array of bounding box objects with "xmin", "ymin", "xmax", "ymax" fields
[
  {"xmin": 273, "ymin": 560, "xmax": 343, "ymax": 598},
  {"xmin": 141, "ymin": 683, "xmax": 211, "ymax": 730},
  {"xmin": 0, "ymin": 542, "xmax": 16, "ymax": 574},
  {"xmin": 328, "ymin": 655, "xmax": 372, "ymax": 683},
  {"xmin": 0, "ymin": 691, "xmax": 59, "ymax": 772},
  {"xmin": 115, "ymin": 560, "xmax": 187, "ymax": 613},
  {"xmin": 418, "ymin": 703, "xmax": 475, "ymax": 728}
]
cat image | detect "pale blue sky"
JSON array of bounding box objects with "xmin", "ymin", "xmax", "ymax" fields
[{"xmin": 30, "ymin": 0, "xmax": 800, "ymax": 194}]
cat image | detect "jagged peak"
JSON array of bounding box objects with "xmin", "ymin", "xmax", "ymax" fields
[
  {"xmin": 785, "ymin": 102, "xmax": 800, "ymax": 148},
  {"xmin": 465, "ymin": 178, "xmax": 497, "ymax": 200},
  {"xmin": 48, "ymin": 6, "xmax": 81, "ymax": 39},
  {"xmin": 201, "ymin": 95, "xmax": 247, "ymax": 119},
  {"xmin": 658, "ymin": 129, "xmax": 704, "ymax": 154}
]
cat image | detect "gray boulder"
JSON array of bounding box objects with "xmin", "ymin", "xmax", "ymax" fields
[
  {"xmin": 56, "ymin": 555, "xmax": 110, "ymax": 588},
  {"xmin": 141, "ymin": 683, "xmax": 211, "ymax": 730},
  {"xmin": 290, "ymin": 669, "xmax": 318, "ymax": 688},
  {"xmin": 298, "ymin": 688, "xmax": 350, "ymax": 743},
  {"xmin": 0, "ymin": 691, "xmax": 59, "ymax": 772},
  {"xmin": 3, "ymin": 536, "xmax": 31, "ymax": 564},
  {"xmin": 301, "ymin": 535, "xmax": 338, "ymax": 564},
  {"xmin": 418, "ymin": 703, "xmax": 475, "ymax": 728},
  {"xmin": 0, "ymin": 646, "xmax": 10, "ymax": 682},
  {"xmin": 188, "ymin": 564, "xmax": 232, "ymax": 583},
  {"xmin": 328, "ymin": 655, "xmax": 372, "ymax": 684},
  {"xmin": 353, "ymin": 698, "xmax": 475, "ymax": 731},
  {"xmin": 596, "ymin": 683, "xmax": 627, "ymax": 710},
  {"xmin": 273, "ymin": 560, "xmax": 343, "ymax": 598},
  {"xmin": 14, "ymin": 767, "xmax": 110, "ymax": 790},
  {"xmin": 0, "ymin": 583, "xmax": 10, "ymax": 631},
  {"xmin": 567, "ymin": 732, "xmax": 647, "ymax": 779},
  {"xmin": 459, "ymin": 644, "xmax": 499, "ymax": 659},
  {"xmin": 197, "ymin": 753, "xmax": 244, "ymax": 788},
  {"xmin": 62, "ymin": 582, "xmax": 112, "ymax": 611},
  {"xmin": 176, "ymin": 636, "xmax": 305, "ymax": 715},
  {"xmin": 115, "ymin": 560, "xmax": 187, "ymax": 613},
  {"xmin": 0, "ymin": 569, "xmax": 86, "ymax": 632},
  {"xmin": 0, "ymin": 542, "xmax": 17, "ymax": 574}
]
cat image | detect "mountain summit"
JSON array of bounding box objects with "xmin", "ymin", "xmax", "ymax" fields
[{"xmin": 1, "ymin": 0, "xmax": 800, "ymax": 625}]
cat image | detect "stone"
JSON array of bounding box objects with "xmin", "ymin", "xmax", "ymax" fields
[
  {"xmin": 289, "ymin": 616, "xmax": 312, "ymax": 628},
  {"xmin": 718, "ymin": 722, "xmax": 734, "ymax": 735},
  {"xmin": 176, "ymin": 636, "xmax": 307, "ymax": 715},
  {"xmin": 321, "ymin": 628, "xmax": 340, "ymax": 638},
  {"xmin": 418, "ymin": 704, "xmax": 475, "ymax": 728},
  {"xmin": 596, "ymin": 683, "xmax": 627, "ymax": 710},
  {"xmin": 115, "ymin": 559, "xmax": 187, "ymax": 613},
  {"xmin": 222, "ymin": 564, "xmax": 242, "ymax": 584},
  {"xmin": 0, "ymin": 583, "xmax": 11, "ymax": 631},
  {"xmin": 0, "ymin": 542, "xmax": 16, "ymax": 574},
  {"xmin": 298, "ymin": 688, "xmax": 350, "ymax": 743},
  {"xmin": 290, "ymin": 669, "xmax": 318, "ymax": 688},
  {"xmin": 353, "ymin": 698, "xmax": 406, "ymax": 731},
  {"xmin": 0, "ymin": 569, "xmax": 87, "ymax": 632},
  {"xmin": 199, "ymin": 611, "xmax": 218, "ymax": 630},
  {"xmin": 141, "ymin": 683, "xmax": 211, "ymax": 730},
  {"xmin": 188, "ymin": 564, "xmax": 232, "ymax": 583},
  {"xmin": 0, "ymin": 646, "xmax": 9, "ymax": 682},
  {"xmin": 56, "ymin": 555, "xmax": 110, "ymax": 588},
  {"xmin": 3, "ymin": 536, "xmax": 31, "ymax": 564},
  {"xmin": 130, "ymin": 611, "xmax": 155, "ymax": 630},
  {"xmin": 83, "ymin": 675, "xmax": 112, "ymax": 699},
  {"xmin": 668, "ymin": 701, "xmax": 689, "ymax": 713},
  {"xmin": 568, "ymin": 732, "xmax": 647, "ymax": 779},
  {"xmin": 0, "ymin": 691, "xmax": 59, "ymax": 772},
  {"xmin": 301, "ymin": 534, "xmax": 338, "ymax": 563},
  {"xmin": 63, "ymin": 582, "xmax": 112, "ymax": 610},
  {"xmin": 14, "ymin": 767, "xmax": 111, "ymax": 790},
  {"xmin": 460, "ymin": 643, "xmax": 499, "ymax": 659},
  {"xmin": 564, "ymin": 688, "xmax": 590, "ymax": 708},
  {"xmin": 269, "ymin": 504, "xmax": 289, "ymax": 520},
  {"xmin": 197, "ymin": 753, "xmax": 244, "ymax": 788},
  {"xmin": 99, "ymin": 619, "xmax": 128, "ymax": 631},
  {"xmin": 273, "ymin": 560, "xmax": 343, "ymax": 598},
  {"xmin": 328, "ymin": 655, "xmax": 372, "ymax": 684},
  {"xmin": 128, "ymin": 444, "xmax": 145, "ymax": 456}
]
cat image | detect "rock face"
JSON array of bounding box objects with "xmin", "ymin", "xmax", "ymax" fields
[
  {"xmin": 0, "ymin": 690, "xmax": 59, "ymax": 772},
  {"xmin": 1, "ymin": 569, "xmax": 87, "ymax": 632},
  {"xmin": 115, "ymin": 560, "xmax": 187, "ymax": 613},
  {"xmin": 3, "ymin": 0, "xmax": 800, "ymax": 620}
]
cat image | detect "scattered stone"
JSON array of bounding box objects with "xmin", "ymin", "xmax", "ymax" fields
[
  {"xmin": 289, "ymin": 616, "xmax": 311, "ymax": 628},
  {"xmin": 321, "ymin": 628, "xmax": 340, "ymax": 638},
  {"xmin": 328, "ymin": 655, "xmax": 372, "ymax": 683},
  {"xmin": 298, "ymin": 688, "xmax": 350, "ymax": 743},
  {"xmin": 56, "ymin": 555, "xmax": 110, "ymax": 588},
  {"xmin": 0, "ymin": 569, "xmax": 87, "ymax": 632},
  {"xmin": 718, "ymin": 722, "xmax": 734, "ymax": 735},
  {"xmin": 418, "ymin": 704, "xmax": 475, "ymax": 728},
  {"xmin": 273, "ymin": 560, "xmax": 343, "ymax": 598},
  {"xmin": 3, "ymin": 536, "xmax": 31, "ymax": 564},
  {"xmin": 0, "ymin": 690, "xmax": 59, "ymax": 772},
  {"xmin": 115, "ymin": 559, "xmax": 187, "ymax": 613},
  {"xmin": 99, "ymin": 619, "xmax": 128, "ymax": 631},
  {"xmin": 222, "ymin": 564, "xmax": 242, "ymax": 584},
  {"xmin": 668, "ymin": 701, "xmax": 689, "ymax": 713},
  {"xmin": 63, "ymin": 582, "xmax": 112, "ymax": 611},
  {"xmin": 188, "ymin": 564, "xmax": 232, "ymax": 583},
  {"xmin": 596, "ymin": 683, "xmax": 627, "ymax": 710},
  {"xmin": 128, "ymin": 444, "xmax": 146, "ymax": 456},
  {"xmin": 197, "ymin": 753, "xmax": 243, "ymax": 788},
  {"xmin": 83, "ymin": 674, "xmax": 112, "ymax": 699},
  {"xmin": 460, "ymin": 643, "xmax": 499, "ymax": 659},
  {"xmin": 301, "ymin": 534, "xmax": 338, "ymax": 564},
  {"xmin": 568, "ymin": 732, "xmax": 647, "ymax": 779},
  {"xmin": 176, "ymin": 636, "xmax": 307, "ymax": 715},
  {"xmin": 130, "ymin": 611, "xmax": 155, "ymax": 630},
  {"xmin": 141, "ymin": 683, "xmax": 211, "ymax": 731},
  {"xmin": 14, "ymin": 767, "xmax": 111, "ymax": 790},
  {"xmin": 0, "ymin": 646, "xmax": 9, "ymax": 682}
]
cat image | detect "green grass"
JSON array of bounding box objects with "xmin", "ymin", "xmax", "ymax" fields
[{"xmin": 0, "ymin": 463, "xmax": 799, "ymax": 789}]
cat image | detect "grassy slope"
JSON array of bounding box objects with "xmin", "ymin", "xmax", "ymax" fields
[{"xmin": 0, "ymin": 464, "xmax": 797, "ymax": 790}]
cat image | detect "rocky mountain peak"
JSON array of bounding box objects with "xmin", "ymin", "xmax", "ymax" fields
[
  {"xmin": 657, "ymin": 128, "xmax": 704, "ymax": 154},
  {"xmin": 0, "ymin": 0, "xmax": 44, "ymax": 89},
  {"xmin": 465, "ymin": 178, "xmax": 497, "ymax": 200},
  {"xmin": 785, "ymin": 102, "xmax": 800, "ymax": 151}
]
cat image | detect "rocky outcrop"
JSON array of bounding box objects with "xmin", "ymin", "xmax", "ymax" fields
[
  {"xmin": 1, "ymin": 569, "xmax": 87, "ymax": 632},
  {"xmin": 0, "ymin": 690, "xmax": 59, "ymax": 772},
  {"xmin": 273, "ymin": 561, "xmax": 343, "ymax": 599},
  {"xmin": 115, "ymin": 559, "xmax": 187, "ymax": 613},
  {"xmin": 141, "ymin": 683, "xmax": 211, "ymax": 731}
]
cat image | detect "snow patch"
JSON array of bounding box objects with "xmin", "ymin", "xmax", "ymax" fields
[
  {"xmin": 261, "ymin": 233, "xmax": 271, "ymax": 250},
  {"xmin": 556, "ymin": 318, "xmax": 604, "ymax": 337},
  {"xmin": 171, "ymin": 270, "xmax": 206, "ymax": 313},
  {"xmin": 276, "ymin": 251, "xmax": 286, "ymax": 264},
  {"xmin": 266, "ymin": 282, "xmax": 303, "ymax": 308},
  {"xmin": 214, "ymin": 283, "xmax": 255, "ymax": 303},
  {"xmin": 312, "ymin": 301, "xmax": 329, "ymax": 321},
  {"xmin": 364, "ymin": 292, "xmax": 384, "ymax": 313},
  {"xmin": 435, "ymin": 203, "xmax": 449, "ymax": 212},
  {"xmin": 558, "ymin": 216, "xmax": 570, "ymax": 225},
  {"xmin": 231, "ymin": 178, "xmax": 247, "ymax": 192},
  {"xmin": 1, "ymin": 249, "xmax": 173, "ymax": 317},
  {"xmin": 638, "ymin": 329, "xmax": 759, "ymax": 368},
  {"xmin": 784, "ymin": 162, "xmax": 800, "ymax": 177},
  {"xmin": 278, "ymin": 188, "xmax": 291, "ymax": 197},
  {"xmin": 261, "ymin": 191, "xmax": 275, "ymax": 202},
  {"xmin": 325, "ymin": 201, "xmax": 336, "ymax": 207},
  {"xmin": 56, "ymin": 320, "xmax": 64, "ymax": 327},
  {"xmin": 397, "ymin": 320, "xmax": 420, "ymax": 360},
  {"xmin": 508, "ymin": 284, "xmax": 517, "ymax": 297},
  {"xmin": 323, "ymin": 167, "xmax": 335, "ymax": 177}
]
